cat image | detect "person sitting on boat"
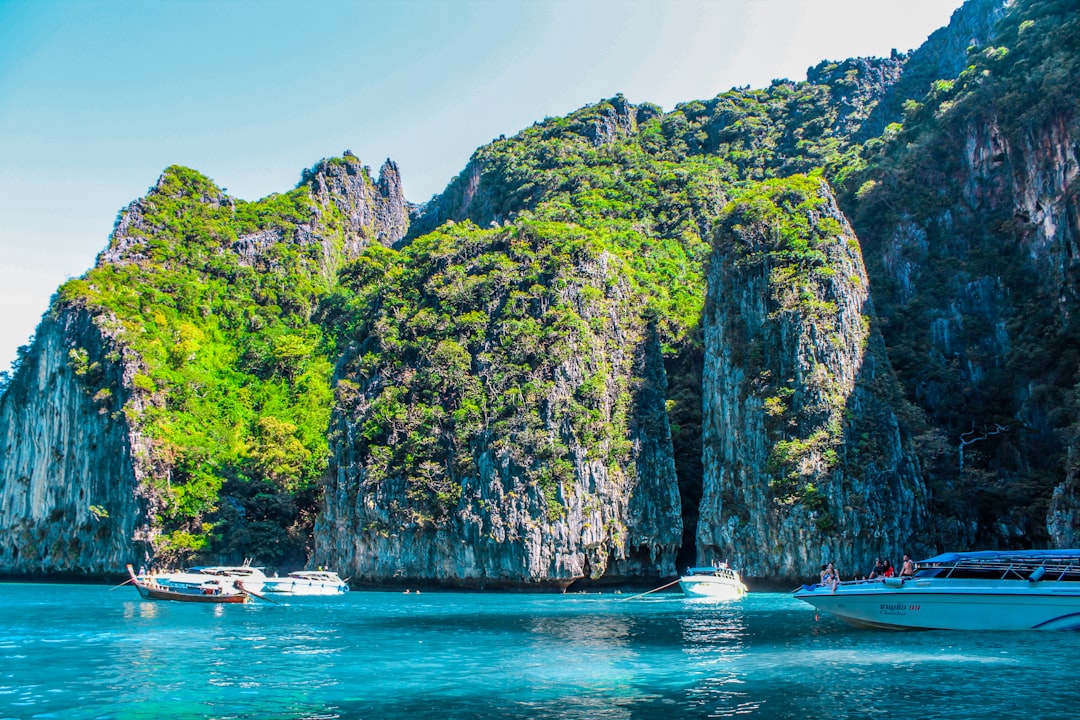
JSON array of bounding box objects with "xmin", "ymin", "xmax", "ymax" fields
[
  {"xmin": 899, "ymin": 555, "xmax": 915, "ymax": 577},
  {"xmin": 882, "ymin": 560, "xmax": 895, "ymax": 578},
  {"xmin": 820, "ymin": 562, "xmax": 840, "ymax": 592},
  {"xmin": 868, "ymin": 558, "xmax": 886, "ymax": 580}
]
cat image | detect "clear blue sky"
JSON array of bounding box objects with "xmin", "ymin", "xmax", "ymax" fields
[{"xmin": 0, "ymin": 0, "xmax": 963, "ymax": 373}]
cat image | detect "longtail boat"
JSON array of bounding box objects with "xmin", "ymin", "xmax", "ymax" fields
[{"xmin": 126, "ymin": 564, "xmax": 251, "ymax": 604}]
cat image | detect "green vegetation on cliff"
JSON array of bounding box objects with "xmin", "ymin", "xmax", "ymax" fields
[
  {"xmin": 842, "ymin": 0, "xmax": 1080, "ymax": 542},
  {"xmin": 8, "ymin": 0, "xmax": 1073, "ymax": 575},
  {"xmin": 56, "ymin": 164, "xmax": 348, "ymax": 563},
  {"xmin": 407, "ymin": 78, "xmax": 906, "ymax": 546},
  {"xmin": 714, "ymin": 175, "xmax": 854, "ymax": 514},
  {"xmin": 324, "ymin": 100, "xmax": 723, "ymax": 526}
]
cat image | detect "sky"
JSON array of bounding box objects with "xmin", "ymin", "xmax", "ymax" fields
[{"xmin": 0, "ymin": 0, "xmax": 965, "ymax": 374}]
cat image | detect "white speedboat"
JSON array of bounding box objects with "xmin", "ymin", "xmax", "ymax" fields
[
  {"xmin": 191, "ymin": 564, "xmax": 269, "ymax": 593},
  {"xmin": 793, "ymin": 550, "xmax": 1080, "ymax": 631},
  {"xmin": 262, "ymin": 570, "xmax": 350, "ymax": 596},
  {"xmin": 678, "ymin": 564, "xmax": 748, "ymax": 599}
]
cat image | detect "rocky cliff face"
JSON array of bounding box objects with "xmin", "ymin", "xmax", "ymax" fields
[
  {"xmin": 1049, "ymin": 468, "xmax": 1080, "ymax": 547},
  {"xmin": 698, "ymin": 177, "xmax": 927, "ymax": 581},
  {"xmin": 314, "ymin": 223, "xmax": 682, "ymax": 588},
  {"xmin": 847, "ymin": 0, "xmax": 1080, "ymax": 548},
  {"xmin": 859, "ymin": 0, "xmax": 1010, "ymax": 140},
  {"xmin": 0, "ymin": 154, "xmax": 411, "ymax": 575},
  {"xmin": 874, "ymin": 109, "xmax": 1080, "ymax": 546},
  {"xmin": 305, "ymin": 154, "xmax": 410, "ymax": 253},
  {"xmin": 806, "ymin": 56, "xmax": 905, "ymax": 141},
  {"xmin": 0, "ymin": 308, "xmax": 153, "ymax": 575}
]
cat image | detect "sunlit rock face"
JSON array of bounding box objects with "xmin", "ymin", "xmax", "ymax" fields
[
  {"xmin": 0, "ymin": 153, "xmax": 412, "ymax": 578},
  {"xmin": 314, "ymin": 232, "xmax": 683, "ymax": 589},
  {"xmin": 306, "ymin": 155, "xmax": 410, "ymax": 253},
  {"xmin": 698, "ymin": 178, "xmax": 927, "ymax": 583},
  {"xmin": 0, "ymin": 308, "xmax": 152, "ymax": 575}
]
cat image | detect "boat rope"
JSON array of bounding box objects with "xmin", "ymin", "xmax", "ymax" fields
[
  {"xmin": 620, "ymin": 578, "xmax": 681, "ymax": 601},
  {"xmin": 108, "ymin": 577, "xmax": 136, "ymax": 591},
  {"xmin": 239, "ymin": 584, "xmax": 281, "ymax": 605}
]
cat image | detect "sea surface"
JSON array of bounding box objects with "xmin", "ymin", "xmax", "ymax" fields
[{"xmin": 2, "ymin": 583, "xmax": 1078, "ymax": 720}]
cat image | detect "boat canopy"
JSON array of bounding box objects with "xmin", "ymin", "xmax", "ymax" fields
[{"xmin": 919, "ymin": 550, "xmax": 1080, "ymax": 564}]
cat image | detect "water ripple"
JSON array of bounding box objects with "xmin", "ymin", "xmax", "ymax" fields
[{"xmin": 2, "ymin": 585, "xmax": 1080, "ymax": 719}]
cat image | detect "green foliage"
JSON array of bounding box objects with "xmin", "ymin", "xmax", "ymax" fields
[
  {"xmin": 718, "ymin": 174, "xmax": 845, "ymax": 326},
  {"xmin": 835, "ymin": 0, "xmax": 1080, "ymax": 544},
  {"xmin": 58, "ymin": 164, "xmax": 344, "ymax": 562},
  {"xmin": 206, "ymin": 477, "xmax": 316, "ymax": 568},
  {"xmin": 326, "ymin": 108, "xmax": 735, "ymax": 525},
  {"xmin": 329, "ymin": 220, "xmax": 633, "ymax": 524},
  {"xmin": 763, "ymin": 386, "xmax": 795, "ymax": 419}
]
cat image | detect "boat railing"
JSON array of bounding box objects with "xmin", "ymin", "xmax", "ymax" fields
[
  {"xmin": 683, "ymin": 566, "xmax": 740, "ymax": 579},
  {"xmin": 796, "ymin": 553, "xmax": 1080, "ymax": 593},
  {"xmin": 916, "ymin": 557, "xmax": 1080, "ymax": 582}
]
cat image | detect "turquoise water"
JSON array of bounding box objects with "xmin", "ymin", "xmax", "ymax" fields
[{"xmin": 2, "ymin": 583, "xmax": 1079, "ymax": 719}]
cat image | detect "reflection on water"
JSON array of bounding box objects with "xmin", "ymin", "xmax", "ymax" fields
[
  {"xmin": 3, "ymin": 585, "xmax": 1080, "ymax": 719},
  {"xmin": 122, "ymin": 600, "xmax": 161, "ymax": 620},
  {"xmin": 528, "ymin": 609, "xmax": 634, "ymax": 645},
  {"xmin": 679, "ymin": 606, "xmax": 747, "ymax": 647},
  {"xmin": 522, "ymin": 612, "xmax": 639, "ymax": 719},
  {"xmin": 678, "ymin": 599, "xmax": 755, "ymax": 717}
]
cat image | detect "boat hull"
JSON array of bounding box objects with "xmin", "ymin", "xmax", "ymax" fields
[
  {"xmin": 262, "ymin": 571, "xmax": 349, "ymax": 596},
  {"xmin": 262, "ymin": 580, "xmax": 348, "ymax": 596},
  {"xmin": 678, "ymin": 576, "xmax": 747, "ymax": 600},
  {"xmin": 127, "ymin": 565, "xmax": 251, "ymax": 604},
  {"xmin": 135, "ymin": 583, "xmax": 251, "ymax": 603},
  {"xmin": 794, "ymin": 580, "xmax": 1080, "ymax": 631}
]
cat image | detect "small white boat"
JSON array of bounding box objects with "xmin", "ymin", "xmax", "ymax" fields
[
  {"xmin": 678, "ymin": 564, "xmax": 748, "ymax": 599},
  {"xmin": 262, "ymin": 570, "xmax": 350, "ymax": 596},
  {"xmin": 793, "ymin": 550, "xmax": 1080, "ymax": 631},
  {"xmin": 191, "ymin": 564, "xmax": 269, "ymax": 593}
]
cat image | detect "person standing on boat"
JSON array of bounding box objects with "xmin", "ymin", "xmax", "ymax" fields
[{"xmin": 900, "ymin": 555, "xmax": 915, "ymax": 577}]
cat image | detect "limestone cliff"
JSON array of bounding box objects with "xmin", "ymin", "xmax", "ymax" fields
[
  {"xmin": 4, "ymin": 0, "xmax": 1073, "ymax": 583},
  {"xmin": 867, "ymin": 109, "xmax": 1080, "ymax": 546},
  {"xmin": 308, "ymin": 95, "xmax": 717, "ymax": 588},
  {"xmin": 858, "ymin": 0, "xmax": 1010, "ymax": 140},
  {"xmin": 0, "ymin": 308, "xmax": 153, "ymax": 575},
  {"xmin": 314, "ymin": 222, "xmax": 682, "ymax": 588},
  {"xmin": 1049, "ymin": 469, "xmax": 1080, "ymax": 547},
  {"xmin": 0, "ymin": 154, "xmax": 409, "ymax": 575},
  {"xmin": 699, "ymin": 177, "xmax": 927, "ymax": 580},
  {"xmin": 304, "ymin": 154, "xmax": 410, "ymax": 253},
  {"xmin": 846, "ymin": 0, "xmax": 1080, "ymax": 548}
]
